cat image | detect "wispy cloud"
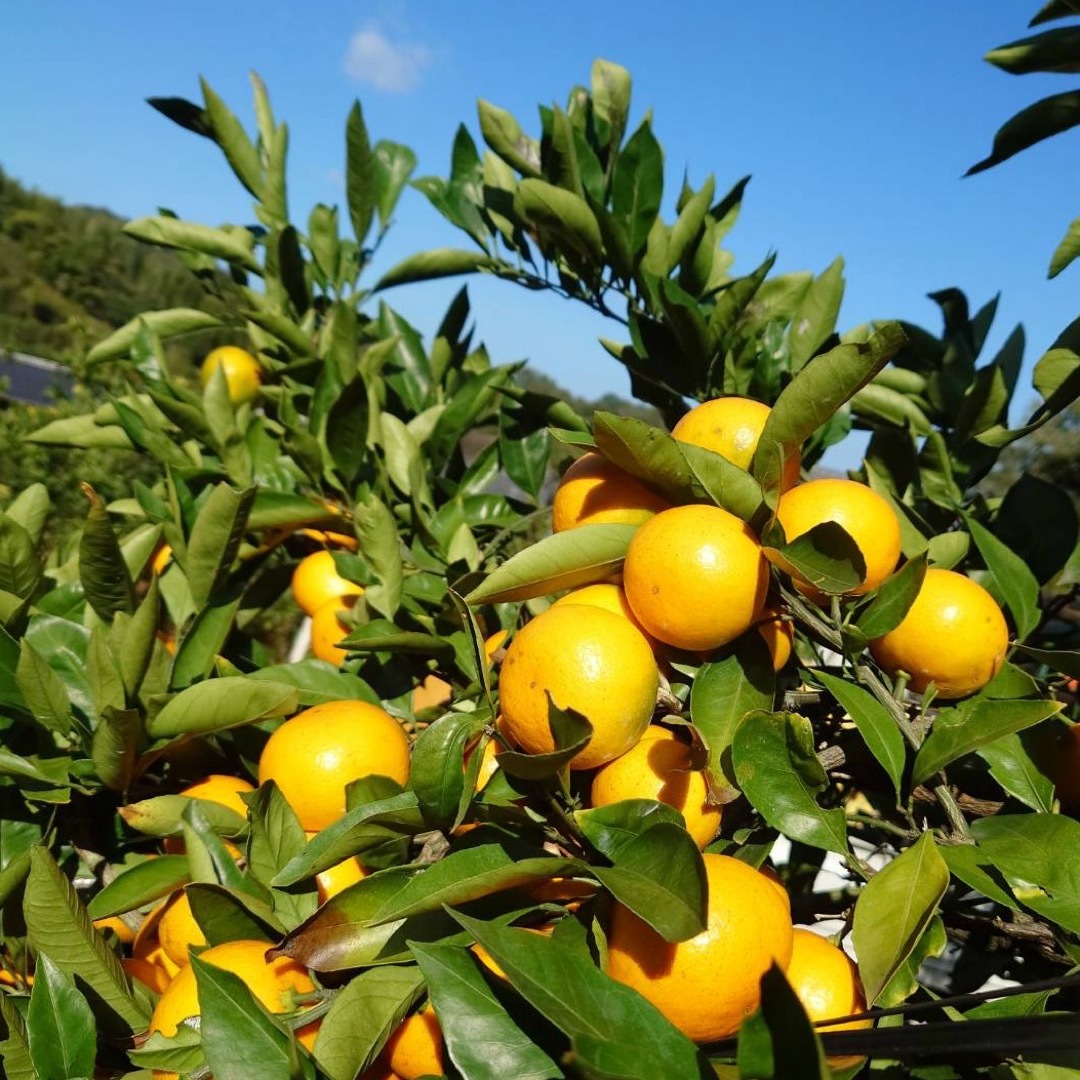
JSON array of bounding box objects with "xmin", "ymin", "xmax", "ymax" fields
[{"xmin": 343, "ymin": 22, "xmax": 432, "ymax": 93}]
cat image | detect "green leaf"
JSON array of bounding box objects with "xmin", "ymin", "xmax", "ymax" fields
[
  {"xmin": 123, "ymin": 216, "xmax": 260, "ymax": 271},
  {"xmin": 1049, "ymin": 213, "xmax": 1080, "ymax": 278},
  {"xmin": 186, "ymin": 882, "xmax": 284, "ymax": 944},
  {"xmin": 855, "ymin": 554, "xmax": 928, "ymax": 640},
  {"xmin": 591, "ymin": 58, "xmax": 632, "ymax": 154},
  {"xmin": 912, "ymin": 698, "xmax": 1061, "ymax": 785},
  {"xmin": 1013, "ymin": 645, "xmax": 1080, "ymax": 679},
  {"xmin": 192, "ymin": 955, "xmax": 302, "ymax": 1080},
  {"xmin": 354, "ymin": 493, "xmax": 403, "ymax": 618},
  {"xmin": 977, "ymin": 733, "xmax": 1055, "ymax": 813},
  {"xmin": 967, "ymin": 89, "xmax": 1080, "ymax": 175},
  {"xmin": 185, "ymin": 483, "xmax": 256, "ymax": 611},
  {"xmin": 574, "ymin": 800, "xmax": 686, "ymax": 861},
  {"xmin": 146, "ymin": 676, "xmax": 298, "ymax": 738},
  {"xmin": 244, "ymin": 780, "xmax": 315, "ymax": 929},
  {"xmin": 466, "ymin": 523, "xmax": 637, "ymax": 604},
  {"xmin": 766, "ymin": 521, "xmax": 866, "ymax": 596},
  {"xmin": 412, "ymin": 942, "xmax": 564, "ymax": 1080},
  {"xmin": 16, "ymin": 640, "xmax": 72, "ymax": 734},
  {"xmin": 373, "ymin": 139, "xmax": 418, "ymax": 228},
  {"xmin": 247, "ymin": 661, "xmax": 381, "ymax": 707},
  {"xmin": 731, "ymin": 712, "xmax": 849, "ymax": 857},
  {"xmin": 410, "ymin": 712, "xmax": 488, "ymax": 830},
  {"xmin": 789, "ymin": 257, "xmax": 845, "ymax": 371},
  {"xmin": 86, "ymin": 308, "xmax": 223, "ymax": 365},
  {"xmin": 851, "ymin": 833, "xmax": 949, "ymax": 1006},
  {"xmin": 346, "ymin": 100, "xmax": 376, "ymax": 247},
  {"xmin": 201, "ymin": 77, "xmax": 263, "ymax": 198},
  {"xmin": 453, "ymin": 914, "xmax": 709, "ymax": 1080},
  {"xmin": 312, "ymin": 965, "xmax": 425, "ymax": 1080},
  {"xmin": 965, "ymin": 514, "xmax": 1041, "ymax": 640},
  {"xmin": 91, "ymin": 707, "xmax": 141, "ymax": 793},
  {"xmin": 477, "ymin": 100, "xmax": 541, "ymax": 178},
  {"xmin": 26, "ymin": 954, "xmax": 96, "ymax": 1080},
  {"xmin": 0, "ymin": 993, "xmax": 35, "ymax": 1080},
  {"xmin": 985, "ymin": 26, "xmax": 1080, "ymax": 74},
  {"xmin": 119, "ymin": 792, "xmax": 247, "ymax": 840},
  {"xmin": 5, "ymin": 484, "xmax": 49, "ymax": 546},
  {"xmin": 813, "ymin": 672, "xmax": 905, "ymax": 798},
  {"xmin": 517, "ymin": 179, "xmax": 603, "ymax": 266},
  {"xmin": 375, "ymin": 248, "xmax": 496, "ymax": 290},
  {"xmin": 677, "ymin": 443, "xmax": 767, "ymax": 523},
  {"xmin": 170, "ymin": 592, "xmax": 243, "ymax": 691},
  {"xmin": 689, "ymin": 633, "xmax": 775, "ymax": 792},
  {"xmin": 497, "ymin": 700, "xmax": 593, "ymax": 780},
  {"xmin": 756, "ymin": 323, "xmax": 906, "ymax": 490},
  {"xmin": 23, "ymin": 847, "xmax": 150, "ymax": 1034},
  {"xmin": 87, "ymin": 855, "xmax": 191, "ymax": 918},
  {"xmin": 735, "ymin": 964, "xmax": 829, "ymax": 1080},
  {"xmin": 591, "ymin": 824, "xmax": 707, "ymax": 943},
  {"xmin": 78, "ymin": 485, "xmax": 134, "ymax": 621},
  {"xmin": 592, "ymin": 412, "xmax": 698, "ymax": 504},
  {"xmin": 971, "ymin": 813, "xmax": 1080, "ymax": 934},
  {"xmin": 611, "ymin": 121, "xmax": 664, "ymax": 258}
]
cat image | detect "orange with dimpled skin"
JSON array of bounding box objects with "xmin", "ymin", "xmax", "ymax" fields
[{"xmin": 552, "ymin": 452, "xmax": 670, "ymax": 532}]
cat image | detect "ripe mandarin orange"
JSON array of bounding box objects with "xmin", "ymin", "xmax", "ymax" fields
[
  {"xmin": 607, "ymin": 852, "xmax": 794, "ymax": 1042},
  {"xmin": 304, "ymin": 833, "xmax": 368, "ymax": 903},
  {"xmin": 384, "ymin": 1005, "xmax": 443, "ymax": 1080},
  {"xmin": 869, "ymin": 568, "xmax": 1009, "ymax": 699},
  {"xmin": 552, "ymin": 582, "xmax": 656, "ymax": 649},
  {"xmin": 94, "ymin": 914, "xmax": 136, "ymax": 946},
  {"xmin": 310, "ymin": 596, "xmax": 360, "ymax": 666},
  {"xmin": 786, "ymin": 928, "xmax": 870, "ymax": 1032},
  {"xmin": 292, "ymin": 550, "xmax": 365, "ymax": 617},
  {"xmin": 149, "ymin": 939, "xmax": 313, "ymax": 1037},
  {"xmin": 199, "ymin": 345, "xmax": 261, "ymax": 405},
  {"xmin": 589, "ymin": 726, "xmax": 721, "ymax": 848},
  {"xmin": 498, "ymin": 605, "xmax": 658, "ymax": 770},
  {"xmin": 775, "ymin": 479, "xmax": 901, "ymax": 598},
  {"xmin": 757, "ymin": 606, "xmax": 795, "ymax": 672},
  {"xmin": 551, "ymin": 452, "xmax": 669, "ymax": 532},
  {"xmin": 157, "ymin": 890, "xmax": 206, "ymax": 967},
  {"xmin": 672, "ymin": 396, "xmax": 800, "ymax": 491},
  {"xmin": 258, "ymin": 701, "xmax": 411, "ymax": 831},
  {"xmin": 151, "ymin": 544, "xmax": 173, "ymax": 576},
  {"xmin": 623, "ymin": 504, "xmax": 769, "ymax": 651}
]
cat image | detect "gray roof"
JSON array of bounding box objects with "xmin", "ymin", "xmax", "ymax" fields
[{"xmin": 0, "ymin": 351, "xmax": 76, "ymax": 405}]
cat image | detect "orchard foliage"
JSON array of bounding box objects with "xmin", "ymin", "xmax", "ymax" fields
[{"xmin": 0, "ymin": 58, "xmax": 1079, "ymax": 1080}]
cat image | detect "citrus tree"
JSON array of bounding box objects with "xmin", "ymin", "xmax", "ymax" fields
[{"xmin": 0, "ymin": 60, "xmax": 1079, "ymax": 1080}]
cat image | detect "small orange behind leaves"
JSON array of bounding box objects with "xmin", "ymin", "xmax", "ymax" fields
[
  {"xmin": 384, "ymin": 1006, "xmax": 443, "ymax": 1080},
  {"xmin": 310, "ymin": 597, "xmax": 358, "ymax": 667},
  {"xmin": 293, "ymin": 550, "xmax": 364, "ymax": 617},
  {"xmin": 552, "ymin": 452, "xmax": 669, "ymax": 532}
]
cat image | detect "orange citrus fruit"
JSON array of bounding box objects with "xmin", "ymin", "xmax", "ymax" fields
[
  {"xmin": 149, "ymin": 939, "xmax": 313, "ymax": 1037},
  {"xmin": 786, "ymin": 928, "xmax": 870, "ymax": 1032},
  {"xmin": 869, "ymin": 568, "xmax": 1009, "ymax": 699},
  {"xmin": 1052, "ymin": 724, "xmax": 1080, "ymax": 813},
  {"xmin": 498, "ymin": 605, "xmax": 658, "ymax": 770},
  {"xmin": 157, "ymin": 890, "xmax": 206, "ymax": 968},
  {"xmin": 775, "ymin": 478, "xmax": 901, "ymax": 598},
  {"xmin": 757, "ymin": 606, "xmax": 795, "ymax": 672},
  {"xmin": 199, "ymin": 345, "xmax": 261, "ymax": 405},
  {"xmin": 304, "ymin": 833, "xmax": 368, "ymax": 903},
  {"xmin": 123, "ymin": 955, "xmax": 172, "ymax": 994},
  {"xmin": 623, "ymin": 504, "xmax": 769, "ymax": 651},
  {"xmin": 551, "ymin": 452, "xmax": 669, "ymax": 532},
  {"xmin": 384, "ymin": 1005, "xmax": 443, "ymax": 1080},
  {"xmin": 758, "ymin": 864, "xmax": 789, "ymax": 907},
  {"xmin": 292, "ymin": 550, "xmax": 365, "ymax": 617},
  {"xmin": 472, "ymin": 924, "xmax": 555, "ymax": 980},
  {"xmin": 552, "ymin": 582, "xmax": 656, "ymax": 649},
  {"xmin": 310, "ymin": 596, "xmax": 359, "ymax": 666},
  {"xmin": 606, "ymin": 852, "xmax": 794, "ymax": 1042},
  {"xmin": 151, "ymin": 544, "xmax": 173, "ymax": 576},
  {"xmin": 672, "ymin": 397, "xmax": 800, "ymax": 491},
  {"xmin": 94, "ymin": 914, "xmax": 136, "ymax": 946},
  {"xmin": 589, "ymin": 726, "xmax": 721, "ymax": 848},
  {"xmin": 258, "ymin": 701, "xmax": 411, "ymax": 831}
]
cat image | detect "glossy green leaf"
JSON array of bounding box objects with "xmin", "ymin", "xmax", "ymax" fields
[
  {"xmin": 185, "ymin": 483, "xmax": 255, "ymax": 611},
  {"xmin": 26, "ymin": 954, "xmax": 96, "ymax": 1080},
  {"xmin": 78, "ymin": 486, "xmax": 134, "ymax": 621},
  {"xmin": 517, "ymin": 179, "xmax": 603, "ymax": 265},
  {"xmin": 355, "ymin": 492, "xmax": 403, "ymax": 619},
  {"xmin": 146, "ymin": 676, "xmax": 297, "ymax": 738},
  {"xmin": 972, "ymin": 813, "xmax": 1080, "ymax": 934},
  {"xmin": 1013, "ymin": 645, "xmax": 1080, "ymax": 678},
  {"xmin": 977, "ymin": 733, "xmax": 1055, "ymax": 813},
  {"xmin": 678, "ymin": 443, "xmax": 767, "ymax": 523},
  {"xmin": 454, "ymin": 914, "xmax": 710, "ymax": 1080},
  {"xmin": 851, "ymin": 833, "xmax": 949, "ymax": 1005},
  {"xmin": 766, "ymin": 521, "xmax": 866, "ymax": 596},
  {"xmin": 376, "ymin": 248, "xmax": 496, "ymax": 290},
  {"xmin": 574, "ymin": 799, "xmax": 685, "ymax": 861},
  {"xmin": 86, "ymin": 308, "xmax": 223, "ymax": 365},
  {"xmin": 611, "ymin": 120, "xmax": 664, "ymax": 258},
  {"xmin": 592, "ymin": 411, "xmax": 698, "ymax": 503},
  {"xmin": 91, "ymin": 706, "xmax": 141, "ymax": 793},
  {"xmin": 119, "ymin": 793, "xmax": 248, "ymax": 840},
  {"xmin": 967, "ymin": 89, "xmax": 1080, "ymax": 175},
  {"xmin": 731, "ymin": 712, "xmax": 849, "ymax": 856},
  {"xmin": 346, "ymin": 99, "xmax": 376, "ymax": 246},
  {"xmin": 965, "ymin": 515, "xmax": 1041, "ymax": 640},
  {"xmin": 87, "ymin": 855, "xmax": 191, "ymax": 919},
  {"xmin": 244, "ymin": 780, "xmax": 315, "ymax": 929},
  {"xmin": 591, "ymin": 58, "xmax": 632, "ymax": 154},
  {"xmin": 410, "ymin": 712, "xmax": 488, "ymax": 830},
  {"xmin": 938, "ymin": 842, "xmax": 1020, "ymax": 910},
  {"xmin": 1049, "ymin": 212, "xmax": 1080, "ymax": 278},
  {"xmin": 124, "ymin": 215, "xmax": 259, "ymax": 271},
  {"xmin": 689, "ymin": 633, "xmax": 775, "ymax": 792},
  {"xmin": 0, "ymin": 514, "xmax": 40, "ymax": 603},
  {"xmin": 23, "ymin": 847, "xmax": 150, "ymax": 1034},
  {"xmin": 192, "ymin": 955, "xmax": 302, "ymax": 1080},
  {"xmin": 413, "ymin": 942, "xmax": 564, "ymax": 1080},
  {"xmin": 170, "ymin": 591, "xmax": 243, "ymax": 690},
  {"xmin": 16, "ymin": 640, "xmax": 72, "ymax": 734},
  {"xmin": 373, "ymin": 139, "xmax": 417, "ymax": 227},
  {"xmin": 913, "ymin": 699, "xmax": 1061, "ymax": 784},
  {"xmin": 466, "ymin": 522, "xmax": 637, "ymax": 604},
  {"xmin": 986, "ymin": 27, "xmax": 1080, "ymax": 75},
  {"xmin": 814, "ymin": 671, "xmax": 906, "ymax": 798},
  {"xmin": 477, "ymin": 100, "xmax": 541, "ymax": 177},
  {"xmin": 186, "ymin": 882, "xmax": 284, "ymax": 944},
  {"xmin": 592, "ymin": 823, "xmax": 707, "ymax": 942},
  {"xmin": 313, "ymin": 965, "xmax": 425, "ymax": 1080},
  {"xmin": 789, "ymin": 257, "xmax": 845, "ymax": 372},
  {"xmin": 0, "ymin": 992, "xmax": 35, "ymax": 1080},
  {"xmin": 855, "ymin": 554, "xmax": 928, "ymax": 640}
]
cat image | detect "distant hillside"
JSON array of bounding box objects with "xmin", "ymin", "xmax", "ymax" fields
[{"xmin": 0, "ymin": 167, "xmax": 214, "ymax": 365}]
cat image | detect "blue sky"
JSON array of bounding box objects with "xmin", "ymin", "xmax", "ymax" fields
[{"xmin": 2, "ymin": 2, "xmax": 1077, "ymax": 467}]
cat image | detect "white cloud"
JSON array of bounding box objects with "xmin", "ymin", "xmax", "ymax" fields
[{"xmin": 343, "ymin": 23, "xmax": 432, "ymax": 93}]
